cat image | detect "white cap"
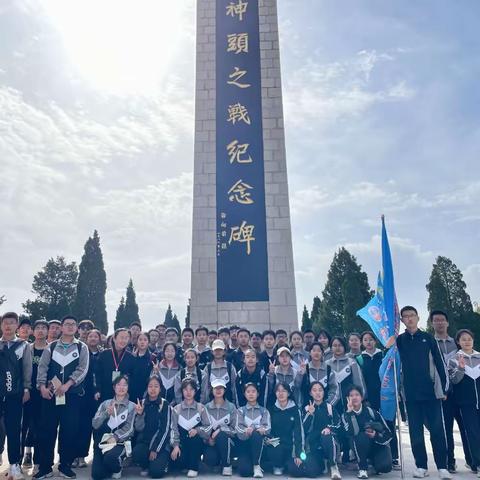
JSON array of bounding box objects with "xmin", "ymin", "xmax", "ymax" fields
[
  {"xmin": 276, "ymin": 346, "xmax": 292, "ymax": 357},
  {"xmin": 212, "ymin": 339, "xmax": 226, "ymax": 351},
  {"xmin": 211, "ymin": 378, "xmax": 227, "ymax": 389}
]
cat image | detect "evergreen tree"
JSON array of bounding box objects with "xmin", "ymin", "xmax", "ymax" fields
[
  {"xmin": 124, "ymin": 279, "xmax": 140, "ymax": 326},
  {"xmin": 0, "ymin": 294, "xmax": 5, "ymax": 306},
  {"xmin": 23, "ymin": 256, "xmax": 78, "ymax": 320},
  {"xmin": 114, "ymin": 296, "xmax": 128, "ymax": 330},
  {"xmin": 185, "ymin": 299, "xmax": 191, "ymax": 328},
  {"xmin": 164, "ymin": 304, "xmax": 174, "ymax": 327},
  {"xmin": 315, "ymin": 247, "xmax": 372, "ymax": 336},
  {"xmin": 426, "ymin": 256, "xmax": 473, "ymax": 333},
  {"xmin": 301, "ymin": 305, "xmax": 312, "ymax": 331},
  {"xmin": 171, "ymin": 313, "xmax": 182, "ymax": 333},
  {"xmin": 74, "ymin": 230, "xmax": 108, "ymax": 333},
  {"xmin": 310, "ymin": 296, "xmax": 321, "ymax": 330}
]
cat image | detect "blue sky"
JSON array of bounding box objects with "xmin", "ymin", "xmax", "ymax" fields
[{"xmin": 1, "ymin": 0, "xmax": 479, "ymax": 330}]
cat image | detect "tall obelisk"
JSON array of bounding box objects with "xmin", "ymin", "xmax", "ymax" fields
[{"xmin": 190, "ymin": 0, "xmax": 297, "ymax": 331}]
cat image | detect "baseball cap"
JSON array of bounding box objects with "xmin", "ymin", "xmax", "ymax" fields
[
  {"xmin": 211, "ymin": 378, "xmax": 227, "ymax": 389},
  {"xmin": 276, "ymin": 346, "xmax": 292, "ymax": 357},
  {"xmin": 212, "ymin": 339, "xmax": 225, "ymax": 350}
]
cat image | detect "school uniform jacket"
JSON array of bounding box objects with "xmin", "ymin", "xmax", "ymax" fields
[
  {"xmin": 170, "ymin": 400, "xmax": 212, "ymax": 447},
  {"xmin": 236, "ymin": 403, "xmax": 271, "ymax": 440},
  {"xmin": 205, "ymin": 399, "xmax": 237, "ymax": 437},
  {"xmin": 303, "ymin": 362, "xmax": 340, "ymax": 406},
  {"xmin": 449, "ymin": 351, "xmax": 480, "ymax": 409},
  {"xmin": 95, "ymin": 347, "xmax": 135, "ymax": 400},
  {"xmin": 201, "ymin": 360, "xmax": 237, "ymax": 404},
  {"xmin": 341, "ymin": 405, "xmax": 392, "ymax": 446},
  {"xmin": 356, "ymin": 349, "xmax": 383, "ymax": 411},
  {"xmin": 302, "ymin": 401, "xmax": 341, "ymax": 453},
  {"xmin": 156, "ymin": 360, "xmax": 180, "ymax": 404},
  {"xmin": 134, "ymin": 396, "xmax": 172, "ymax": 453},
  {"xmin": 194, "ymin": 346, "xmax": 213, "ymax": 371},
  {"xmin": 0, "ymin": 336, "xmax": 32, "ymax": 395},
  {"xmin": 270, "ymin": 365, "xmax": 305, "ymax": 406},
  {"xmin": 235, "ymin": 365, "xmax": 270, "ymax": 407},
  {"xmin": 174, "ymin": 366, "xmax": 204, "ymax": 404},
  {"xmin": 92, "ymin": 396, "xmax": 136, "ymax": 442},
  {"xmin": 291, "ymin": 348, "xmax": 310, "ymax": 369},
  {"xmin": 270, "ymin": 400, "xmax": 305, "ymax": 458}
]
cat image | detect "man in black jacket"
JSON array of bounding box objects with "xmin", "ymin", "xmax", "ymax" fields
[{"xmin": 396, "ymin": 306, "xmax": 450, "ymax": 479}]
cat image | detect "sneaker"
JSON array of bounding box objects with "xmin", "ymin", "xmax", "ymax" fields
[
  {"xmin": 71, "ymin": 459, "xmax": 78, "ymax": 468},
  {"xmin": 22, "ymin": 453, "xmax": 33, "ymax": 468},
  {"xmin": 32, "ymin": 465, "xmax": 40, "ymax": 476},
  {"xmin": 331, "ymin": 465, "xmax": 342, "ymax": 479},
  {"xmin": 392, "ymin": 460, "xmax": 401, "ymax": 471},
  {"xmin": 438, "ymin": 469, "xmax": 452, "ymax": 480},
  {"xmin": 77, "ymin": 458, "xmax": 87, "ymax": 469},
  {"xmin": 413, "ymin": 468, "xmax": 429, "ymax": 478},
  {"xmin": 273, "ymin": 467, "xmax": 283, "ymax": 476},
  {"xmin": 58, "ymin": 465, "xmax": 76, "ymax": 479},
  {"xmin": 32, "ymin": 468, "xmax": 53, "ymax": 480},
  {"xmin": 112, "ymin": 471, "xmax": 122, "ymax": 480},
  {"xmin": 9, "ymin": 464, "xmax": 25, "ymax": 480},
  {"xmin": 357, "ymin": 471, "xmax": 368, "ymax": 479},
  {"xmin": 187, "ymin": 471, "xmax": 198, "ymax": 478},
  {"xmin": 140, "ymin": 470, "xmax": 149, "ymax": 477},
  {"xmin": 448, "ymin": 464, "xmax": 457, "ymax": 474},
  {"xmin": 222, "ymin": 466, "xmax": 232, "ymax": 476},
  {"xmin": 253, "ymin": 465, "xmax": 263, "ymax": 478}
]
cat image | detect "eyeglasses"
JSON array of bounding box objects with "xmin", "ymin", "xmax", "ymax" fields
[{"xmin": 63, "ymin": 322, "xmax": 77, "ymax": 328}]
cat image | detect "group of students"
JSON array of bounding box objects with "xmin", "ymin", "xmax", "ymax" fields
[{"xmin": 0, "ymin": 307, "xmax": 479, "ymax": 480}]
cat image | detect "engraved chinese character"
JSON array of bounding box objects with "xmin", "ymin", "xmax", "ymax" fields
[
  {"xmin": 227, "ymin": 103, "xmax": 251, "ymax": 125},
  {"xmin": 228, "ymin": 221, "xmax": 255, "ymax": 255},
  {"xmin": 228, "ymin": 179, "xmax": 254, "ymax": 205},
  {"xmin": 227, "ymin": 67, "xmax": 251, "ymax": 89},
  {"xmin": 226, "ymin": 0, "xmax": 248, "ymax": 21},
  {"xmin": 227, "ymin": 33, "xmax": 249, "ymax": 54},
  {"xmin": 227, "ymin": 140, "xmax": 252, "ymax": 164}
]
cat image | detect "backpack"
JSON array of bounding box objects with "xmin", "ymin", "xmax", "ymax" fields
[{"xmin": 0, "ymin": 341, "xmax": 25, "ymax": 397}]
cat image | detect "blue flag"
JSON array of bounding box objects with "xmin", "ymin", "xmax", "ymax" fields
[{"xmin": 357, "ymin": 216, "xmax": 401, "ymax": 420}]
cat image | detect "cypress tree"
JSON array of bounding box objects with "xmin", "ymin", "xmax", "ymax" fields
[
  {"xmin": 75, "ymin": 230, "xmax": 108, "ymax": 333},
  {"xmin": 185, "ymin": 299, "xmax": 191, "ymax": 328},
  {"xmin": 301, "ymin": 305, "xmax": 312, "ymax": 331},
  {"xmin": 164, "ymin": 304, "xmax": 174, "ymax": 327},
  {"xmin": 114, "ymin": 296, "xmax": 127, "ymax": 330},
  {"xmin": 124, "ymin": 279, "xmax": 140, "ymax": 326}
]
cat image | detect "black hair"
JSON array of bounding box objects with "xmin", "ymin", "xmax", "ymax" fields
[
  {"xmin": 162, "ymin": 341, "xmax": 178, "ymax": 356},
  {"xmin": 129, "ymin": 321, "xmax": 142, "ymax": 329},
  {"xmin": 237, "ymin": 328, "xmax": 251, "ymax": 337},
  {"xmin": 251, "ymin": 331, "xmax": 262, "ymax": 338},
  {"xmin": 19, "ymin": 318, "xmax": 32, "ymax": 327},
  {"xmin": 317, "ymin": 329, "xmax": 332, "ymax": 344},
  {"xmin": 1, "ymin": 312, "xmax": 19, "ymax": 322},
  {"xmin": 218, "ymin": 327, "xmax": 230, "ymax": 335},
  {"xmin": 400, "ymin": 305, "xmax": 418, "ymax": 316},
  {"xmin": 331, "ymin": 336, "xmax": 347, "ymax": 353},
  {"xmin": 209, "ymin": 330, "xmax": 218, "ymax": 336},
  {"xmin": 303, "ymin": 329, "xmax": 315, "ymax": 336},
  {"xmin": 181, "ymin": 376, "xmax": 198, "ymax": 391},
  {"xmin": 309, "ymin": 341, "xmax": 324, "ymax": 353},
  {"xmin": 33, "ymin": 319, "xmax": 49, "ymax": 329},
  {"xmin": 289, "ymin": 330, "xmax": 303, "ymax": 341},
  {"xmin": 148, "ymin": 328, "xmax": 159, "ymax": 335},
  {"xmin": 87, "ymin": 329, "xmax": 102, "ymax": 341},
  {"xmin": 229, "ymin": 325, "xmax": 240, "ymax": 332},
  {"xmin": 243, "ymin": 382, "xmax": 259, "ymax": 393},
  {"xmin": 360, "ymin": 331, "xmax": 376, "ymax": 341},
  {"xmin": 48, "ymin": 319, "xmax": 61, "ymax": 326},
  {"xmin": 455, "ymin": 329, "xmax": 474, "ymax": 344},
  {"xmin": 182, "ymin": 327, "xmax": 194, "ymax": 336},
  {"xmin": 429, "ymin": 310, "xmax": 449, "ymax": 322},
  {"xmin": 61, "ymin": 315, "xmax": 77, "ymax": 324},
  {"xmin": 137, "ymin": 331, "xmax": 151, "ymax": 343},
  {"xmin": 274, "ymin": 381, "xmax": 293, "ymax": 399},
  {"xmin": 165, "ymin": 327, "xmax": 179, "ymax": 336},
  {"xmin": 262, "ymin": 329, "xmax": 276, "ymax": 339},
  {"xmin": 113, "ymin": 374, "xmax": 129, "ymax": 388},
  {"xmin": 195, "ymin": 326, "xmax": 209, "ymax": 335},
  {"xmin": 147, "ymin": 375, "xmax": 162, "ymax": 388},
  {"xmin": 348, "ymin": 332, "xmax": 361, "ymax": 341},
  {"xmin": 78, "ymin": 319, "xmax": 94, "ymax": 330},
  {"xmin": 275, "ymin": 329, "xmax": 287, "ymax": 336},
  {"xmin": 346, "ymin": 384, "xmax": 364, "ymax": 398},
  {"xmin": 309, "ymin": 380, "xmax": 325, "ymax": 393},
  {"xmin": 183, "ymin": 348, "xmax": 198, "ymax": 359},
  {"xmin": 114, "ymin": 328, "xmax": 130, "ymax": 338}
]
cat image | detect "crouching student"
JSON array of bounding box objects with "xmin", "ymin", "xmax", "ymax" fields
[
  {"xmin": 263, "ymin": 383, "xmax": 309, "ymax": 477},
  {"xmin": 236, "ymin": 383, "xmax": 271, "ymax": 478},
  {"xmin": 342, "ymin": 386, "xmax": 392, "ymax": 479},
  {"xmin": 170, "ymin": 377, "xmax": 212, "ymax": 478},
  {"xmin": 203, "ymin": 378, "xmax": 238, "ymax": 476},
  {"xmin": 132, "ymin": 376, "xmax": 171, "ymax": 478},
  {"xmin": 303, "ymin": 382, "xmax": 341, "ymax": 479},
  {"xmin": 91, "ymin": 375, "xmax": 136, "ymax": 480}
]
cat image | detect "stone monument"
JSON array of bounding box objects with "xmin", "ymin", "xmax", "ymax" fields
[{"xmin": 190, "ymin": 0, "xmax": 297, "ymax": 332}]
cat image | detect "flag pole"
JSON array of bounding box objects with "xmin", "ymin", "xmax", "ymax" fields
[{"xmin": 392, "ymin": 353, "xmax": 405, "ymax": 479}]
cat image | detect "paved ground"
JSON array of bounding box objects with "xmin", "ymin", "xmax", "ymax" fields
[{"xmin": 1, "ymin": 425, "xmax": 475, "ymax": 479}]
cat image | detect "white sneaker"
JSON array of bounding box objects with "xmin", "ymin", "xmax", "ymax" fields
[
  {"xmin": 187, "ymin": 470, "xmax": 198, "ymax": 478},
  {"xmin": 253, "ymin": 465, "xmax": 263, "ymax": 478},
  {"xmin": 10, "ymin": 464, "xmax": 25, "ymax": 480},
  {"xmin": 438, "ymin": 470, "xmax": 452, "ymax": 480},
  {"xmin": 413, "ymin": 468, "xmax": 429, "ymax": 478},
  {"xmin": 273, "ymin": 467, "xmax": 283, "ymax": 476},
  {"xmin": 112, "ymin": 471, "xmax": 122, "ymax": 479},
  {"xmin": 222, "ymin": 466, "xmax": 232, "ymax": 476},
  {"xmin": 140, "ymin": 470, "xmax": 149, "ymax": 477},
  {"xmin": 331, "ymin": 465, "xmax": 342, "ymax": 479},
  {"xmin": 357, "ymin": 470, "xmax": 368, "ymax": 479}
]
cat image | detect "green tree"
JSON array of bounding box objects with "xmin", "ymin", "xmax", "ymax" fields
[
  {"xmin": 124, "ymin": 279, "xmax": 140, "ymax": 326},
  {"xmin": 315, "ymin": 247, "xmax": 372, "ymax": 336},
  {"xmin": 301, "ymin": 305, "xmax": 312, "ymax": 331},
  {"xmin": 114, "ymin": 296, "xmax": 128, "ymax": 330},
  {"xmin": 426, "ymin": 256, "xmax": 473, "ymax": 333},
  {"xmin": 310, "ymin": 296, "xmax": 322, "ymax": 330},
  {"xmin": 164, "ymin": 304, "xmax": 174, "ymax": 326},
  {"xmin": 171, "ymin": 313, "xmax": 182, "ymax": 333},
  {"xmin": 0, "ymin": 295, "xmax": 5, "ymax": 306},
  {"xmin": 23, "ymin": 256, "xmax": 78, "ymax": 320},
  {"xmin": 75, "ymin": 230, "xmax": 108, "ymax": 333},
  {"xmin": 185, "ymin": 298, "xmax": 191, "ymax": 328}
]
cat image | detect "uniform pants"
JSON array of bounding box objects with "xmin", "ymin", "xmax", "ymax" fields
[
  {"xmin": 352, "ymin": 432, "xmax": 392, "ymax": 473},
  {"xmin": 458, "ymin": 405, "xmax": 480, "ymax": 469},
  {"xmin": 170, "ymin": 436, "xmax": 203, "ymax": 472},
  {"xmin": 37, "ymin": 393, "xmax": 80, "ymax": 469},
  {"xmin": 308, "ymin": 432, "xmax": 337, "ymax": 470},
  {"xmin": 132, "ymin": 442, "xmax": 169, "ymax": 478},
  {"xmin": 237, "ymin": 433, "xmax": 264, "ymax": 477},
  {"xmin": 442, "ymin": 396, "xmax": 472, "ymax": 468},
  {"xmin": 385, "ymin": 418, "xmax": 399, "ymax": 461},
  {"xmin": 263, "ymin": 443, "xmax": 318, "ymax": 477},
  {"xmin": 203, "ymin": 431, "xmax": 233, "ymax": 468},
  {"xmin": 0, "ymin": 394, "xmax": 23, "ymax": 464},
  {"xmin": 0, "ymin": 416, "xmax": 5, "ymax": 456},
  {"xmin": 76, "ymin": 395, "xmax": 99, "ymax": 458},
  {"xmin": 405, "ymin": 400, "xmax": 448, "ymax": 470},
  {"xmin": 92, "ymin": 445, "xmax": 126, "ymax": 480},
  {"xmin": 21, "ymin": 391, "xmax": 42, "ymax": 463}
]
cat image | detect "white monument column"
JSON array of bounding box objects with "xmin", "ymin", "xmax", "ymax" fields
[{"xmin": 190, "ymin": 0, "xmax": 297, "ymax": 332}]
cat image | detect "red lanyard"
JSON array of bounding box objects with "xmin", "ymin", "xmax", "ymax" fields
[{"xmin": 112, "ymin": 348, "xmax": 125, "ymax": 371}]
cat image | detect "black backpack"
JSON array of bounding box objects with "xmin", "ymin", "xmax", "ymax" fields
[{"xmin": 0, "ymin": 342, "xmax": 25, "ymax": 397}]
